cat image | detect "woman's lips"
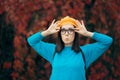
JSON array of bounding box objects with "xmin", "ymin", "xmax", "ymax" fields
[{"xmin": 65, "ymin": 38, "xmax": 69, "ymax": 40}]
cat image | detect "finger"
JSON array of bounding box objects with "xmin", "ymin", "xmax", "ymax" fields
[
  {"xmin": 55, "ymin": 27, "xmax": 60, "ymax": 30},
  {"xmin": 49, "ymin": 19, "xmax": 55, "ymax": 27},
  {"xmin": 75, "ymin": 20, "xmax": 79, "ymax": 24},
  {"xmin": 50, "ymin": 19, "xmax": 55, "ymax": 26},
  {"xmin": 81, "ymin": 20, "xmax": 83, "ymax": 24},
  {"xmin": 52, "ymin": 19, "xmax": 55, "ymax": 24},
  {"xmin": 54, "ymin": 21, "xmax": 59, "ymax": 26},
  {"xmin": 80, "ymin": 20, "xmax": 84, "ymax": 25},
  {"xmin": 53, "ymin": 21, "xmax": 59, "ymax": 28},
  {"xmin": 80, "ymin": 20, "xmax": 86, "ymax": 29},
  {"xmin": 76, "ymin": 20, "xmax": 82, "ymax": 26}
]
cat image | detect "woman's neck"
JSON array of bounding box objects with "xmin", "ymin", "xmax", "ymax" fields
[{"xmin": 65, "ymin": 43, "xmax": 72, "ymax": 47}]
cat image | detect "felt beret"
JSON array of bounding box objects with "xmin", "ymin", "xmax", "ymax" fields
[{"xmin": 57, "ymin": 16, "xmax": 78, "ymax": 28}]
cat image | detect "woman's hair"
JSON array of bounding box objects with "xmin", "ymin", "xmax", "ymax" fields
[{"xmin": 55, "ymin": 30, "xmax": 81, "ymax": 53}]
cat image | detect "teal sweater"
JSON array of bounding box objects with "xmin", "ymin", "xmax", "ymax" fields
[{"xmin": 27, "ymin": 32, "xmax": 113, "ymax": 80}]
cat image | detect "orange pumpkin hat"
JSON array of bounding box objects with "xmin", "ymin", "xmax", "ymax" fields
[{"xmin": 57, "ymin": 16, "xmax": 78, "ymax": 28}]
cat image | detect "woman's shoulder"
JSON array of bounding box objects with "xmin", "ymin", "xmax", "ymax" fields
[{"xmin": 80, "ymin": 44, "xmax": 90, "ymax": 48}]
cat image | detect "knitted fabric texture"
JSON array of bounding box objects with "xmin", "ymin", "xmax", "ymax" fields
[{"xmin": 58, "ymin": 16, "xmax": 78, "ymax": 28}]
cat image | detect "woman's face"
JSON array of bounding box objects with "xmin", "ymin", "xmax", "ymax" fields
[{"xmin": 60, "ymin": 24, "xmax": 75, "ymax": 46}]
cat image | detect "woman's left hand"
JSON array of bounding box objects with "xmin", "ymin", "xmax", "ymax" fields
[{"xmin": 74, "ymin": 20, "xmax": 93, "ymax": 37}]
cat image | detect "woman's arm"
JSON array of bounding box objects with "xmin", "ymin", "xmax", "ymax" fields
[
  {"xmin": 27, "ymin": 32, "xmax": 56, "ymax": 64},
  {"xmin": 81, "ymin": 32, "xmax": 113, "ymax": 68},
  {"xmin": 75, "ymin": 20, "xmax": 113, "ymax": 68},
  {"xmin": 41, "ymin": 19, "xmax": 60, "ymax": 36},
  {"xmin": 27, "ymin": 20, "xmax": 60, "ymax": 64}
]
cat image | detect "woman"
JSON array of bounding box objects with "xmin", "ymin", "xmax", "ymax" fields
[{"xmin": 27, "ymin": 16, "xmax": 113, "ymax": 80}]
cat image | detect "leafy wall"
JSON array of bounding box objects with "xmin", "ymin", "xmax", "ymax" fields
[{"xmin": 0, "ymin": 0, "xmax": 120, "ymax": 80}]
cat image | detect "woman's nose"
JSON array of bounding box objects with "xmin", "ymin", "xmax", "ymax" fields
[{"xmin": 64, "ymin": 31, "xmax": 69, "ymax": 36}]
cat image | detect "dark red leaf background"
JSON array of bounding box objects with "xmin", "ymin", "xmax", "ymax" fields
[{"xmin": 0, "ymin": 0, "xmax": 120, "ymax": 80}]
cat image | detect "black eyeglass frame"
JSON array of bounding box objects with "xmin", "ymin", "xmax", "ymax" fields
[{"xmin": 60, "ymin": 28, "xmax": 75, "ymax": 35}]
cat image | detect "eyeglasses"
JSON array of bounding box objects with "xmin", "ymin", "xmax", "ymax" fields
[{"xmin": 60, "ymin": 28, "xmax": 75, "ymax": 35}]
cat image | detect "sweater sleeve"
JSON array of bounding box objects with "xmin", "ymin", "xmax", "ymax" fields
[
  {"xmin": 81, "ymin": 32, "xmax": 113, "ymax": 69},
  {"xmin": 27, "ymin": 32, "xmax": 56, "ymax": 64}
]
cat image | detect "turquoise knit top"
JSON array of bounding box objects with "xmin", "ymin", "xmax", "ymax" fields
[{"xmin": 27, "ymin": 32, "xmax": 113, "ymax": 80}]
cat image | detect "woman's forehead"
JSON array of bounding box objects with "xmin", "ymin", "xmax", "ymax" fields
[{"xmin": 61, "ymin": 24, "xmax": 74, "ymax": 29}]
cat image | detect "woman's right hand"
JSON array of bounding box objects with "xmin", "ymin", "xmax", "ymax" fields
[
  {"xmin": 47, "ymin": 19, "xmax": 60, "ymax": 34},
  {"xmin": 41, "ymin": 19, "xmax": 60, "ymax": 36}
]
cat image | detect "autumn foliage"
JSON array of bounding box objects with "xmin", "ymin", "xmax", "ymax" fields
[{"xmin": 0, "ymin": 0, "xmax": 120, "ymax": 80}]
